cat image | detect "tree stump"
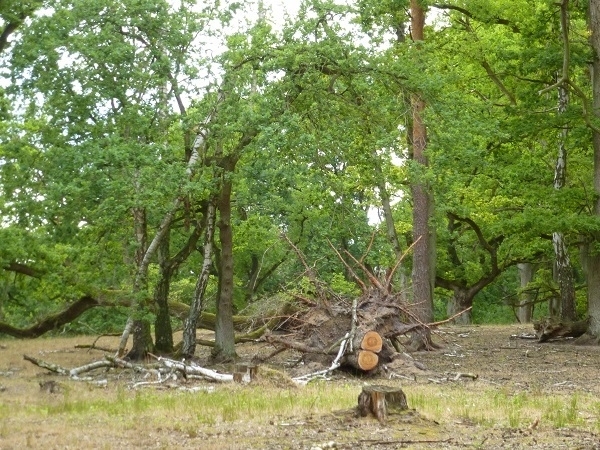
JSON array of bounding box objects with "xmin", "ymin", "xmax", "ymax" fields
[
  {"xmin": 357, "ymin": 385, "xmax": 408, "ymax": 423},
  {"xmin": 233, "ymin": 364, "xmax": 258, "ymax": 383}
]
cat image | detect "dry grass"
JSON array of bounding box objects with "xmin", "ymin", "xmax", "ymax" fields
[{"xmin": 1, "ymin": 326, "xmax": 600, "ymax": 449}]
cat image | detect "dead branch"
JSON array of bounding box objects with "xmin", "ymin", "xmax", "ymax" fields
[
  {"xmin": 157, "ymin": 357, "xmax": 234, "ymax": 382},
  {"xmin": 359, "ymin": 230, "xmax": 378, "ymax": 264},
  {"xmin": 340, "ymin": 245, "xmax": 383, "ymax": 291},
  {"xmin": 292, "ymin": 333, "xmax": 350, "ymax": 385},
  {"xmin": 75, "ymin": 344, "xmax": 117, "ymax": 353},
  {"xmin": 24, "ymin": 354, "xmax": 113, "ymax": 379},
  {"xmin": 429, "ymin": 307, "xmax": 473, "ymax": 327},
  {"xmin": 326, "ymin": 239, "xmax": 368, "ymax": 292},
  {"xmin": 282, "ymin": 233, "xmax": 324, "ymax": 294},
  {"xmin": 385, "ymin": 237, "xmax": 419, "ymax": 289}
]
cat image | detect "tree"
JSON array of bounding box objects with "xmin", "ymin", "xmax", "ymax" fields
[
  {"xmin": 408, "ymin": 0, "xmax": 435, "ymax": 348},
  {"xmin": 585, "ymin": 0, "xmax": 600, "ymax": 337}
]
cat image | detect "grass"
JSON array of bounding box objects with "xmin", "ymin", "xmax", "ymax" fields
[
  {"xmin": 407, "ymin": 385, "xmax": 594, "ymax": 430},
  {"xmin": 2, "ymin": 328, "xmax": 600, "ymax": 449},
  {"xmin": 4, "ymin": 377, "xmax": 596, "ymax": 449}
]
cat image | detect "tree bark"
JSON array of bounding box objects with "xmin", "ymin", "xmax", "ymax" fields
[
  {"xmin": 445, "ymin": 289, "xmax": 472, "ymax": 325},
  {"xmin": 357, "ymin": 385, "xmax": 408, "ymax": 423},
  {"xmin": 587, "ymin": 0, "xmax": 600, "ymax": 336},
  {"xmin": 517, "ymin": 263, "xmax": 535, "ymax": 323},
  {"xmin": 409, "ymin": 0, "xmax": 435, "ymax": 347},
  {"xmin": 127, "ymin": 204, "xmax": 154, "ymax": 360},
  {"xmin": 182, "ymin": 201, "xmax": 217, "ymax": 359},
  {"xmin": 212, "ymin": 166, "xmax": 238, "ymax": 362},
  {"xmin": 153, "ymin": 229, "xmax": 174, "ymax": 354},
  {"xmin": 552, "ymin": 79, "xmax": 576, "ymax": 321}
]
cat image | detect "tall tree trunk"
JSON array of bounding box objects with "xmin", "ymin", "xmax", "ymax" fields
[
  {"xmin": 517, "ymin": 263, "xmax": 535, "ymax": 323},
  {"xmin": 587, "ymin": 0, "xmax": 600, "ymax": 336},
  {"xmin": 153, "ymin": 229, "xmax": 174, "ymax": 354},
  {"xmin": 182, "ymin": 201, "xmax": 217, "ymax": 359},
  {"xmin": 212, "ymin": 167, "xmax": 238, "ymax": 362},
  {"xmin": 127, "ymin": 205, "xmax": 154, "ymax": 360},
  {"xmin": 552, "ymin": 79, "xmax": 576, "ymax": 321},
  {"xmin": 409, "ymin": 0, "xmax": 435, "ymax": 350}
]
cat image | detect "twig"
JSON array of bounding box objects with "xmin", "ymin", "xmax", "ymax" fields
[
  {"xmin": 359, "ymin": 438, "xmax": 453, "ymax": 445},
  {"xmin": 326, "ymin": 239, "xmax": 368, "ymax": 292},
  {"xmin": 75, "ymin": 344, "xmax": 117, "ymax": 353},
  {"xmin": 340, "ymin": 245, "xmax": 384, "ymax": 291},
  {"xmin": 428, "ymin": 307, "xmax": 472, "ymax": 327},
  {"xmin": 359, "ymin": 230, "xmax": 378, "ymax": 264},
  {"xmin": 385, "ymin": 236, "xmax": 419, "ymax": 290}
]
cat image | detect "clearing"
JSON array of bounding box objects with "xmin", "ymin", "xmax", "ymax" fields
[{"xmin": 1, "ymin": 324, "xmax": 600, "ymax": 449}]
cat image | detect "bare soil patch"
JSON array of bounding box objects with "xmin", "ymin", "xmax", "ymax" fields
[{"xmin": 1, "ymin": 324, "xmax": 600, "ymax": 449}]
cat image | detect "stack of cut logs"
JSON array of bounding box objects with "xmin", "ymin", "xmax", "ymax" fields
[{"xmin": 346, "ymin": 330, "xmax": 383, "ymax": 371}]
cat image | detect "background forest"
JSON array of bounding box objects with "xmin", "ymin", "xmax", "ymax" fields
[{"xmin": 2, "ymin": 0, "xmax": 600, "ymax": 361}]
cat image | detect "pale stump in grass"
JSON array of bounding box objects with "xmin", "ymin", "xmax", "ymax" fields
[
  {"xmin": 357, "ymin": 385, "xmax": 408, "ymax": 423},
  {"xmin": 233, "ymin": 364, "xmax": 258, "ymax": 383}
]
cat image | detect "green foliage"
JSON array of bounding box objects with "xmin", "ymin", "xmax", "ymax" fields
[{"xmin": 2, "ymin": 0, "xmax": 599, "ymax": 335}]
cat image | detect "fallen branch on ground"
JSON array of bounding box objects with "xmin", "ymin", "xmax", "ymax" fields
[{"xmin": 24, "ymin": 353, "xmax": 238, "ymax": 384}]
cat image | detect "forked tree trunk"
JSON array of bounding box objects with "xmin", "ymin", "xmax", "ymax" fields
[{"xmin": 182, "ymin": 201, "xmax": 217, "ymax": 359}]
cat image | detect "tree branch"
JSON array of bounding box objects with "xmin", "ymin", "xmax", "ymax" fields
[
  {"xmin": 3, "ymin": 262, "xmax": 44, "ymax": 278},
  {"xmin": 432, "ymin": 3, "xmax": 520, "ymax": 33}
]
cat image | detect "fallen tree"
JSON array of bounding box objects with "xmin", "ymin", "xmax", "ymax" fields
[
  {"xmin": 0, "ymin": 291, "xmax": 291, "ymax": 339},
  {"xmin": 23, "ymin": 353, "xmax": 241, "ymax": 385},
  {"xmin": 534, "ymin": 317, "xmax": 589, "ymax": 342},
  {"xmin": 261, "ymin": 238, "xmax": 455, "ymax": 381}
]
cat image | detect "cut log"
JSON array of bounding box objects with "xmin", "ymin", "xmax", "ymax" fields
[
  {"xmin": 345, "ymin": 350, "xmax": 378, "ymax": 371},
  {"xmin": 360, "ymin": 331, "xmax": 383, "ymax": 353},
  {"xmin": 357, "ymin": 385, "xmax": 408, "ymax": 423}
]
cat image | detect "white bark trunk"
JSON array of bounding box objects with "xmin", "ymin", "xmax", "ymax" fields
[{"xmin": 182, "ymin": 201, "xmax": 217, "ymax": 358}]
